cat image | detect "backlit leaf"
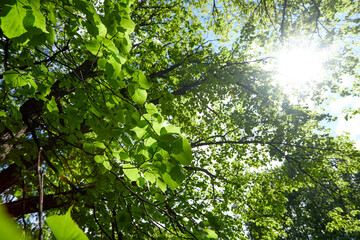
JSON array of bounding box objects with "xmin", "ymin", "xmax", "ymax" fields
[
  {"xmin": 131, "ymin": 88, "xmax": 147, "ymax": 105},
  {"xmin": 103, "ymin": 161, "xmax": 112, "ymax": 170},
  {"xmin": 120, "ymin": 16, "xmax": 135, "ymax": 34},
  {"xmin": 95, "ymin": 141, "xmax": 106, "ymax": 149},
  {"xmin": 123, "ymin": 164, "xmax": 140, "ymax": 181},
  {"xmin": 0, "ymin": 2, "xmax": 27, "ymax": 38},
  {"xmin": 133, "ymin": 70, "xmax": 151, "ymax": 90},
  {"xmin": 85, "ymin": 40, "xmax": 102, "ymax": 56},
  {"xmin": 46, "ymin": 96, "xmax": 58, "ymax": 112},
  {"xmin": 4, "ymin": 71, "xmax": 27, "ymax": 88},
  {"xmin": 46, "ymin": 206, "xmax": 89, "ymax": 240},
  {"xmin": 0, "ymin": 206, "xmax": 23, "ymax": 240},
  {"xmin": 156, "ymin": 178, "xmax": 167, "ymax": 192},
  {"xmin": 204, "ymin": 229, "xmax": 218, "ymax": 239},
  {"xmin": 163, "ymin": 172, "xmax": 179, "ymax": 190},
  {"xmin": 173, "ymin": 137, "xmax": 193, "ymax": 165},
  {"xmin": 144, "ymin": 171, "xmax": 157, "ymax": 183}
]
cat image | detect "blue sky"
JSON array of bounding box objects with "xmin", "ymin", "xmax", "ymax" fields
[{"xmin": 320, "ymin": 74, "xmax": 360, "ymax": 149}]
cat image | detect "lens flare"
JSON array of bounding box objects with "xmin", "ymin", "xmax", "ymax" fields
[{"xmin": 276, "ymin": 46, "xmax": 326, "ymax": 89}]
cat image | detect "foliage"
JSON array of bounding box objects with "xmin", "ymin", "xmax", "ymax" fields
[
  {"xmin": 0, "ymin": 206, "xmax": 23, "ymax": 240},
  {"xmin": 0, "ymin": 0, "xmax": 360, "ymax": 239},
  {"xmin": 47, "ymin": 206, "xmax": 89, "ymax": 240}
]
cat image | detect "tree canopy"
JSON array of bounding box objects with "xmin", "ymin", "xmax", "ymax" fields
[{"xmin": 1, "ymin": 0, "xmax": 360, "ymax": 239}]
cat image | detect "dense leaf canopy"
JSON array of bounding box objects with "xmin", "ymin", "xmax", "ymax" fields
[{"xmin": 1, "ymin": 0, "xmax": 360, "ymax": 239}]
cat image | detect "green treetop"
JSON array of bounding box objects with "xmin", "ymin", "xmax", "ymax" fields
[{"xmin": 0, "ymin": 0, "xmax": 360, "ymax": 239}]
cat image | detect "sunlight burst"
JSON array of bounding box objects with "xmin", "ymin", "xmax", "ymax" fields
[{"xmin": 276, "ymin": 46, "xmax": 326, "ymax": 89}]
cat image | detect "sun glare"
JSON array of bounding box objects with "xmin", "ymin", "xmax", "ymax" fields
[{"xmin": 276, "ymin": 46, "xmax": 326, "ymax": 89}]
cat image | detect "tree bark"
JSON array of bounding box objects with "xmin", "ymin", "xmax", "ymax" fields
[
  {"xmin": 151, "ymin": 78, "xmax": 207, "ymax": 104},
  {"xmin": 0, "ymin": 164, "xmax": 22, "ymax": 194},
  {"xmin": 3, "ymin": 191, "xmax": 75, "ymax": 218},
  {"xmin": 0, "ymin": 59, "xmax": 97, "ymax": 162},
  {"xmin": 0, "ymin": 60, "xmax": 98, "ymax": 196}
]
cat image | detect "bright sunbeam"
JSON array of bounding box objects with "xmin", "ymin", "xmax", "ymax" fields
[{"xmin": 276, "ymin": 46, "xmax": 327, "ymax": 89}]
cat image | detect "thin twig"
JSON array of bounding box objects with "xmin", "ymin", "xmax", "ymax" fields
[
  {"xmin": 93, "ymin": 206, "xmax": 113, "ymax": 239},
  {"xmin": 280, "ymin": 0, "xmax": 288, "ymax": 40},
  {"xmin": 183, "ymin": 166, "xmax": 217, "ymax": 179},
  {"xmin": 110, "ymin": 170, "xmax": 158, "ymax": 207},
  {"xmin": 21, "ymin": 173, "xmax": 27, "ymax": 235},
  {"xmin": 195, "ymin": 93, "xmax": 219, "ymax": 117},
  {"xmin": 111, "ymin": 170, "xmax": 198, "ymax": 239},
  {"xmin": 4, "ymin": 37, "xmax": 10, "ymax": 71},
  {"xmin": 37, "ymin": 147, "xmax": 43, "ymax": 240}
]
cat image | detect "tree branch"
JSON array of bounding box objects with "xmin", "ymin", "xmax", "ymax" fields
[
  {"xmin": 37, "ymin": 147, "xmax": 44, "ymax": 240},
  {"xmin": 148, "ymin": 46, "xmax": 200, "ymax": 79},
  {"xmin": 151, "ymin": 78, "xmax": 207, "ymax": 104},
  {"xmin": 280, "ymin": 0, "xmax": 288, "ymax": 40},
  {"xmin": 0, "ymin": 164, "xmax": 22, "ymax": 194},
  {"xmin": 3, "ymin": 191, "xmax": 75, "ymax": 218},
  {"xmin": 262, "ymin": 0, "xmax": 276, "ymax": 28},
  {"xmin": 183, "ymin": 166, "xmax": 217, "ymax": 179},
  {"xmin": 191, "ymin": 140, "xmax": 265, "ymax": 147},
  {"xmin": 192, "ymin": 128, "xmax": 242, "ymax": 146},
  {"xmin": 0, "ymin": 59, "xmax": 97, "ymax": 163},
  {"xmin": 3, "ymin": 37, "xmax": 10, "ymax": 71},
  {"xmin": 93, "ymin": 206, "xmax": 113, "ymax": 240},
  {"xmin": 0, "ymin": 42, "xmax": 70, "ymax": 79},
  {"xmin": 191, "ymin": 139, "xmax": 341, "ymax": 153},
  {"xmin": 268, "ymin": 143, "xmax": 339, "ymax": 194},
  {"xmin": 195, "ymin": 93, "xmax": 219, "ymax": 116}
]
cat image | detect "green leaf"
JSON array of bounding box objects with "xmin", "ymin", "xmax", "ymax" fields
[
  {"xmin": 83, "ymin": 143, "xmax": 94, "ymax": 153},
  {"xmin": 157, "ymin": 133, "xmax": 191, "ymax": 160},
  {"xmin": 95, "ymin": 141, "xmax": 106, "ymax": 149},
  {"xmin": 0, "ymin": 206, "xmax": 23, "ymax": 240},
  {"xmin": 145, "ymin": 103, "xmax": 158, "ymax": 115},
  {"xmin": 94, "ymin": 155, "xmax": 104, "ymax": 163},
  {"xmin": 119, "ymin": 152, "xmax": 130, "ymax": 161},
  {"xmin": 85, "ymin": 39, "xmax": 102, "ymax": 56},
  {"xmin": 131, "ymin": 88, "xmax": 147, "ymax": 105},
  {"xmin": 123, "ymin": 164, "xmax": 140, "ymax": 181},
  {"xmin": 96, "ymin": 21, "xmax": 107, "ymax": 37},
  {"xmin": 156, "ymin": 178, "xmax": 167, "ymax": 192},
  {"xmin": 0, "ymin": 2, "xmax": 27, "ymax": 38},
  {"xmin": 103, "ymin": 160, "xmax": 112, "ymax": 170},
  {"xmin": 105, "ymin": 54, "xmax": 122, "ymax": 79},
  {"xmin": 204, "ymin": 229, "xmax": 218, "ymax": 239},
  {"xmin": 48, "ymin": 10, "xmax": 56, "ymax": 25},
  {"xmin": 161, "ymin": 124, "xmax": 181, "ymax": 134},
  {"xmin": 103, "ymin": 38, "xmax": 119, "ymax": 54},
  {"xmin": 46, "ymin": 206, "xmax": 89, "ymax": 240},
  {"xmin": 46, "ymin": 96, "xmax": 58, "ymax": 112},
  {"xmin": 155, "ymin": 192, "xmax": 165, "ymax": 202},
  {"xmin": 133, "ymin": 70, "xmax": 151, "ymax": 89},
  {"xmin": 173, "ymin": 137, "xmax": 193, "ymax": 165},
  {"xmin": 162, "ymin": 172, "xmax": 179, "ymax": 190},
  {"xmin": 132, "ymin": 126, "xmax": 147, "ymax": 138},
  {"xmin": 97, "ymin": 58, "xmax": 107, "ymax": 70},
  {"xmin": 116, "ymin": 34, "xmax": 132, "ymax": 54},
  {"xmin": 90, "ymin": 105, "xmax": 102, "ymax": 117},
  {"xmin": 28, "ymin": 0, "xmax": 47, "ymax": 33},
  {"xmin": 83, "ymin": 21, "xmax": 99, "ymax": 37},
  {"xmin": 144, "ymin": 171, "xmax": 157, "ymax": 183},
  {"xmin": 120, "ymin": 16, "xmax": 135, "ymax": 34},
  {"xmin": 157, "ymin": 133, "xmax": 181, "ymax": 151},
  {"xmin": 46, "ymin": 25, "xmax": 55, "ymax": 44},
  {"xmin": 23, "ymin": 9, "xmax": 36, "ymax": 29},
  {"xmin": 169, "ymin": 165, "xmax": 186, "ymax": 184},
  {"xmin": 3, "ymin": 71, "xmax": 27, "ymax": 88}
]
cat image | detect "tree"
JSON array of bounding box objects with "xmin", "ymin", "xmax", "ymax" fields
[{"xmin": 0, "ymin": 0, "xmax": 360, "ymax": 239}]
